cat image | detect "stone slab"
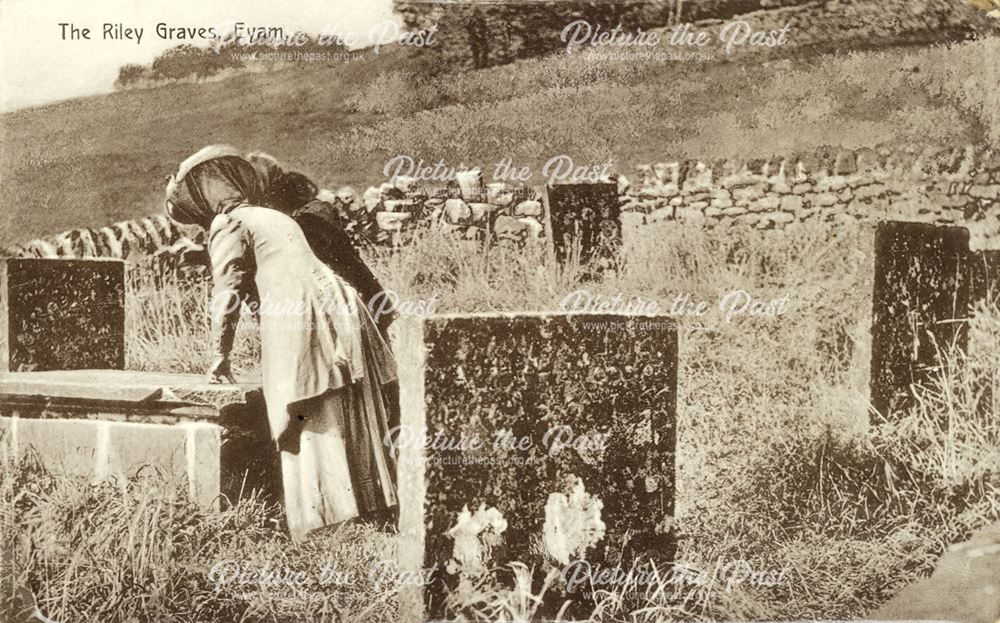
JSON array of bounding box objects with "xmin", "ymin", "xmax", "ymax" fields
[
  {"xmin": 0, "ymin": 416, "xmax": 12, "ymax": 461},
  {"xmin": 968, "ymin": 249, "xmax": 1000, "ymax": 306},
  {"xmin": 105, "ymin": 420, "xmax": 188, "ymax": 482},
  {"xmin": 0, "ymin": 369, "xmax": 260, "ymax": 412},
  {"xmin": 546, "ymin": 183, "xmax": 621, "ymax": 269},
  {"xmin": 187, "ymin": 423, "xmax": 223, "ymax": 504},
  {"xmin": 0, "ymin": 258, "xmax": 125, "ymax": 372},
  {"xmin": 14, "ymin": 417, "xmax": 102, "ymax": 478},
  {"xmin": 838, "ymin": 223, "xmax": 879, "ymax": 428},
  {"xmin": 870, "ymin": 521, "xmax": 1000, "ymax": 622},
  {"xmin": 397, "ymin": 313, "xmax": 677, "ymax": 622}
]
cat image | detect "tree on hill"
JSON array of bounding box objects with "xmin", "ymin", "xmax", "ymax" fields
[
  {"xmin": 115, "ymin": 64, "xmax": 147, "ymax": 88},
  {"xmin": 151, "ymin": 44, "xmax": 232, "ymax": 80}
]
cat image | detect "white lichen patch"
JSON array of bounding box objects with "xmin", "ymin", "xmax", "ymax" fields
[{"xmin": 542, "ymin": 476, "xmax": 606, "ymax": 565}]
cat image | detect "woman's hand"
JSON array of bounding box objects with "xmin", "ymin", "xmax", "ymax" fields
[{"xmin": 207, "ymin": 356, "xmax": 236, "ymax": 384}]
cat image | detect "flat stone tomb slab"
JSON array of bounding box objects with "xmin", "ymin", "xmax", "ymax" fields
[
  {"xmin": 0, "ymin": 369, "xmax": 275, "ymax": 507},
  {"xmin": 396, "ymin": 313, "xmax": 677, "ymax": 622}
]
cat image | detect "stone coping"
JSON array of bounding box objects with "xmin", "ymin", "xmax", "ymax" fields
[{"xmin": 0, "ymin": 369, "xmax": 262, "ymax": 420}]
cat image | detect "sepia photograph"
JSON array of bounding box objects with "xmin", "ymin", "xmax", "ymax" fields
[{"xmin": 0, "ymin": 0, "xmax": 998, "ymax": 621}]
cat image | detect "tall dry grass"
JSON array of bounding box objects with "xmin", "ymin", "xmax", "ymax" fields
[
  {"xmin": 10, "ymin": 221, "xmax": 999, "ymax": 621},
  {"xmin": 125, "ymin": 268, "xmax": 260, "ymax": 377},
  {"xmin": 1, "ymin": 449, "xmax": 398, "ymax": 623}
]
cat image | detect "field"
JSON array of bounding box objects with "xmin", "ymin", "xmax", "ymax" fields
[
  {"xmin": 1, "ymin": 32, "xmax": 996, "ymax": 247},
  {"xmin": 4, "ymin": 221, "xmax": 999, "ymax": 621}
]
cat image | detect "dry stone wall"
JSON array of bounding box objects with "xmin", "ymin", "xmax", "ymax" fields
[
  {"xmin": 329, "ymin": 144, "xmax": 1000, "ymax": 251},
  {"xmin": 621, "ymin": 144, "xmax": 1000, "ymax": 249},
  {"xmin": 331, "ymin": 169, "xmax": 546, "ymax": 247}
]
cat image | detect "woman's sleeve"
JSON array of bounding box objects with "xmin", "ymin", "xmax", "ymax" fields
[{"xmin": 208, "ymin": 214, "xmax": 254, "ymax": 359}]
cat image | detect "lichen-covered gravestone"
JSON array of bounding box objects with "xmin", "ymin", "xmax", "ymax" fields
[
  {"xmin": 546, "ymin": 183, "xmax": 621, "ymax": 271},
  {"xmin": 0, "ymin": 258, "xmax": 125, "ymax": 372},
  {"xmin": 868, "ymin": 221, "xmax": 1000, "ymax": 421},
  {"xmin": 869, "ymin": 221, "xmax": 975, "ymax": 419},
  {"xmin": 396, "ymin": 313, "xmax": 676, "ymax": 622}
]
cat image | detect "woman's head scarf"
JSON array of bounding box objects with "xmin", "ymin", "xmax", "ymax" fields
[
  {"xmin": 165, "ymin": 145, "xmax": 267, "ymax": 227},
  {"xmin": 245, "ymin": 151, "xmax": 284, "ymax": 195},
  {"xmin": 246, "ymin": 151, "xmax": 319, "ymax": 214}
]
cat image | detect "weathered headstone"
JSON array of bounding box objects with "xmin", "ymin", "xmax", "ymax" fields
[
  {"xmin": 0, "ymin": 370, "xmax": 276, "ymax": 507},
  {"xmin": 869, "ymin": 221, "xmax": 974, "ymax": 420},
  {"xmin": 835, "ymin": 224, "xmax": 879, "ymax": 430},
  {"xmin": 546, "ymin": 183, "xmax": 621, "ymax": 270},
  {"xmin": 0, "ymin": 258, "xmax": 125, "ymax": 373},
  {"xmin": 396, "ymin": 313, "xmax": 676, "ymax": 622}
]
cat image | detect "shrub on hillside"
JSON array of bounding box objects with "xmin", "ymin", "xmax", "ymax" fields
[
  {"xmin": 344, "ymin": 70, "xmax": 440, "ymax": 115},
  {"xmin": 152, "ymin": 44, "xmax": 233, "ymax": 80},
  {"xmin": 115, "ymin": 63, "xmax": 148, "ymax": 88},
  {"xmin": 114, "ymin": 34, "xmax": 350, "ymax": 91}
]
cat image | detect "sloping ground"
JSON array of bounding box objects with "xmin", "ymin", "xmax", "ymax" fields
[
  {"xmin": 0, "ymin": 8, "xmax": 995, "ymax": 247},
  {"xmin": 871, "ymin": 521, "xmax": 1000, "ymax": 623},
  {"xmin": 0, "ymin": 46, "xmax": 410, "ymax": 247}
]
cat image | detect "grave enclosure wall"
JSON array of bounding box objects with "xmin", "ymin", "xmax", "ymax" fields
[{"xmin": 348, "ymin": 144, "xmax": 1000, "ymax": 250}]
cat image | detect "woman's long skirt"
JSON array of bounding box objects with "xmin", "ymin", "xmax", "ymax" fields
[{"xmin": 280, "ymin": 375, "xmax": 398, "ymax": 541}]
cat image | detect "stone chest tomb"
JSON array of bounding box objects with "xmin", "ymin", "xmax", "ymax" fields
[{"xmin": 0, "ymin": 258, "xmax": 276, "ymax": 507}]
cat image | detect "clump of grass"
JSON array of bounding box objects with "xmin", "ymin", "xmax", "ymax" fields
[
  {"xmin": 2, "ymin": 452, "xmax": 399, "ymax": 623},
  {"xmin": 687, "ymin": 302, "xmax": 1000, "ymax": 619},
  {"xmin": 876, "ymin": 300, "xmax": 1000, "ymax": 531}
]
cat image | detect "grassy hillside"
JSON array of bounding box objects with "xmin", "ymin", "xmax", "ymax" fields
[
  {"xmin": 0, "ymin": 45, "xmax": 412, "ymax": 247},
  {"xmin": 1, "ymin": 27, "xmax": 995, "ymax": 247}
]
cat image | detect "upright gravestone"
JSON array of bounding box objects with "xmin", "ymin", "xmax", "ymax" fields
[
  {"xmin": 546, "ymin": 183, "xmax": 621, "ymax": 271},
  {"xmin": 0, "ymin": 258, "xmax": 125, "ymax": 373},
  {"xmin": 869, "ymin": 221, "xmax": 974, "ymax": 420},
  {"xmin": 396, "ymin": 313, "xmax": 677, "ymax": 622}
]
